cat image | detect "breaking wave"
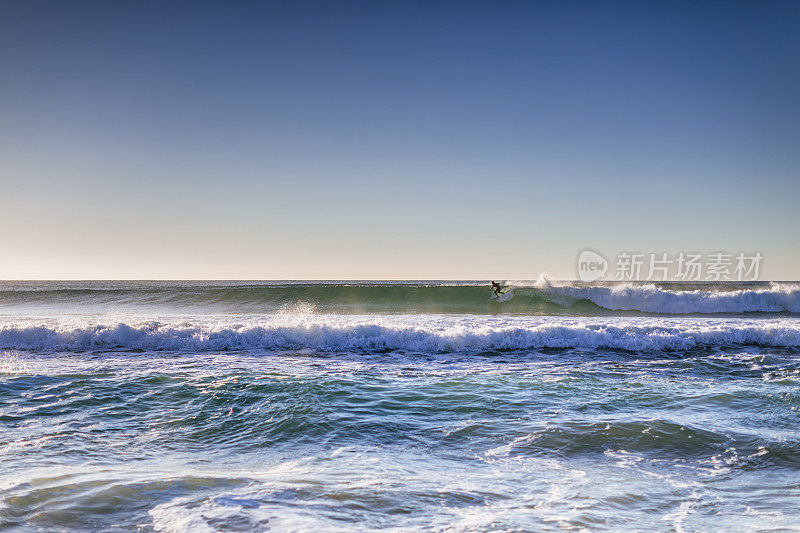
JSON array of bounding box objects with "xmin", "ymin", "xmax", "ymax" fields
[
  {"xmin": 1, "ymin": 280, "xmax": 799, "ymax": 316},
  {"xmin": 1, "ymin": 316, "xmax": 799, "ymax": 354},
  {"xmin": 532, "ymin": 278, "xmax": 800, "ymax": 314}
]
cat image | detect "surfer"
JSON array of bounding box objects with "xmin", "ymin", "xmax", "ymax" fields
[{"xmin": 491, "ymin": 281, "xmax": 505, "ymax": 297}]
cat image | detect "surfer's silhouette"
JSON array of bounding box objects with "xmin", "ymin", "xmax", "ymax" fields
[{"xmin": 491, "ymin": 281, "xmax": 506, "ymax": 297}]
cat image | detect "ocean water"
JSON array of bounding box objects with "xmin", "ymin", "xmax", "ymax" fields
[{"xmin": 1, "ymin": 280, "xmax": 799, "ymax": 532}]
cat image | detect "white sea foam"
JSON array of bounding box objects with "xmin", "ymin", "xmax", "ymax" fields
[
  {"xmin": 529, "ymin": 277, "xmax": 800, "ymax": 314},
  {"xmin": 0, "ymin": 315, "xmax": 798, "ymax": 353}
]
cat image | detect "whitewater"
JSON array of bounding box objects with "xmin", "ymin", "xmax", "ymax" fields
[
  {"xmin": 1, "ymin": 315, "xmax": 800, "ymax": 354},
  {"xmin": 2, "ymin": 279, "xmax": 799, "ymax": 354},
  {"xmin": 2, "ymin": 280, "xmax": 799, "ymax": 532}
]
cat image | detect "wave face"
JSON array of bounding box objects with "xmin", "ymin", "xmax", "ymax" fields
[
  {"xmin": 2, "ymin": 316, "xmax": 799, "ymax": 354},
  {"xmin": 1, "ymin": 280, "xmax": 799, "ymax": 317}
]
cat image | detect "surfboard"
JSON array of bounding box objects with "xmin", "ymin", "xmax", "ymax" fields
[{"xmin": 490, "ymin": 289, "xmax": 514, "ymax": 302}]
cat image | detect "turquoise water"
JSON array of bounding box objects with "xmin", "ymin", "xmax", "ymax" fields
[{"xmin": 1, "ymin": 281, "xmax": 799, "ymax": 531}]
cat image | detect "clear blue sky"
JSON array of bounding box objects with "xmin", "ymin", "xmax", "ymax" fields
[{"xmin": 1, "ymin": 1, "xmax": 798, "ymax": 279}]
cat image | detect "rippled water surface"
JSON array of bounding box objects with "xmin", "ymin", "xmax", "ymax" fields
[{"xmin": 2, "ymin": 349, "xmax": 799, "ymax": 532}]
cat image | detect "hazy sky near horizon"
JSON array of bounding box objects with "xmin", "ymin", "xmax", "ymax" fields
[{"xmin": 1, "ymin": 1, "xmax": 799, "ymax": 279}]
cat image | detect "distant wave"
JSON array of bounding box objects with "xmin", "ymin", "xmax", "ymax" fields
[
  {"xmin": 1, "ymin": 317, "xmax": 799, "ymax": 354},
  {"xmin": 1, "ymin": 280, "xmax": 799, "ymax": 316}
]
